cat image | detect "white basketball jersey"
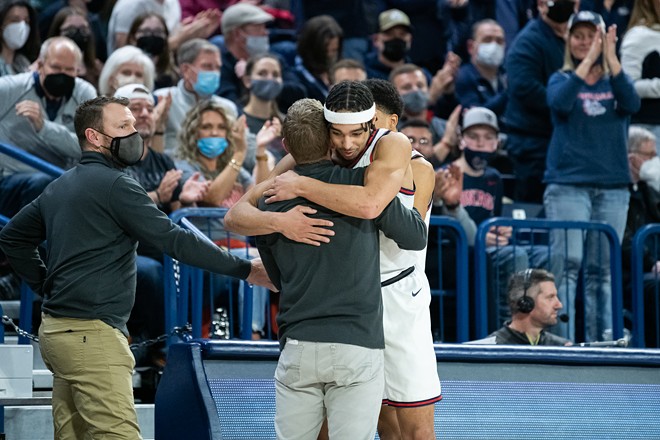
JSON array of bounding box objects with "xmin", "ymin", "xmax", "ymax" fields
[{"xmin": 352, "ymin": 129, "xmax": 428, "ymax": 281}]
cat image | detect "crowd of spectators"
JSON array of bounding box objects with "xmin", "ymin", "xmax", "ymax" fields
[{"xmin": 1, "ymin": 0, "xmax": 658, "ymax": 354}]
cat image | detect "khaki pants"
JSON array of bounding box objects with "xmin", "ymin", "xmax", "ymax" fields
[{"xmin": 39, "ymin": 314, "xmax": 141, "ymax": 439}]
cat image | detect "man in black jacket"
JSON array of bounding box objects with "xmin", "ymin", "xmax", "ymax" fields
[
  {"xmin": 256, "ymin": 98, "xmax": 426, "ymax": 440},
  {"xmin": 0, "ymin": 96, "xmax": 273, "ymax": 440}
]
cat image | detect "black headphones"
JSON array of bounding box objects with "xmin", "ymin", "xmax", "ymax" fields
[{"xmin": 516, "ymin": 269, "xmax": 536, "ymax": 313}]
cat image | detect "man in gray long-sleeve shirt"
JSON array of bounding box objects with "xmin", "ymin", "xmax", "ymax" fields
[
  {"xmin": 0, "ymin": 96, "xmax": 273, "ymax": 440},
  {"xmin": 256, "ymin": 98, "xmax": 427, "ymax": 440}
]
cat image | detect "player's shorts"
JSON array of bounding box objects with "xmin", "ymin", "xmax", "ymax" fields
[{"xmin": 381, "ymin": 267, "xmax": 442, "ymax": 407}]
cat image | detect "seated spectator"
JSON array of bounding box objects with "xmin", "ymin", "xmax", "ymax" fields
[
  {"xmin": 0, "ymin": 0, "xmax": 40, "ymax": 77},
  {"xmin": 114, "ymin": 83, "xmax": 208, "ymax": 366},
  {"xmin": 154, "ymin": 38, "xmax": 237, "ymax": 156},
  {"xmin": 544, "ymin": 12, "xmax": 640, "ymax": 342},
  {"xmin": 241, "ymin": 53, "xmax": 284, "ymax": 165},
  {"xmin": 455, "ymin": 19, "xmax": 508, "ymax": 124},
  {"xmin": 330, "ymin": 58, "xmax": 367, "ymax": 84},
  {"xmin": 472, "ymin": 269, "xmax": 572, "ymax": 346},
  {"xmin": 38, "ymin": 0, "xmax": 107, "ymax": 62},
  {"xmin": 107, "ymin": 0, "xmax": 221, "ymax": 54},
  {"xmin": 0, "ymin": 36, "xmax": 96, "ymax": 217},
  {"xmin": 622, "ymin": 126, "xmax": 660, "ymax": 347},
  {"xmin": 292, "ymin": 14, "xmax": 343, "ymax": 103},
  {"xmin": 434, "ymin": 107, "xmax": 550, "ymax": 329},
  {"xmin": 47, "ymin": 6, "xmax": 103, "ymax": 90},
  {"xmin": 390, "ymin": 64, "xmax": 458, "ymax": 165},
  {"xmin": 98, "ymin": 45, "xmax": 155, "ymax": 97},
  {"xmin": 216, "ymin": 2, "xmax": 274, "ymax": 106},
  {"xmin": 175, "ymin": 100, "xmax": 273, "ymax": 208},
  {"xmin": 176, "ymin": 99, "xmax": 276, "ymax": 337},
  {"xmin": 126, "ymin": 12, "xmax": 179, "ymax": 90},
  {"xmin": 365, "ymin": 9, "xmax": 414, "ymax": 81},
  {"xmin": 400, "ymin": 119, "xmax": 435, "ymax": 166}
]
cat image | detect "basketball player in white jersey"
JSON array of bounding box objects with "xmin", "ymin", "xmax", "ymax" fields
[{"xmin": 225, "ymin": 81, "xmax": 441, "ymax": 439}]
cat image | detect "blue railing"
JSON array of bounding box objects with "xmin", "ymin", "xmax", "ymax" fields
[
  {"xmin": 632, "ymin": 224, "xmax": 660, "ymax": 348},
  {"xmin": 474, "ymin": 218, "xmax": 624, "ymax": 341},
  {"xmin": 164, "ymin": 208, "xmax": 257, "ymax": 343},
  {"xmin": 429, "ymin": 216, "xmax": 469, "ymax": 342},
  {"xmin": 0, "ymin": 142, "xmax": 65, "ymax": 177}
]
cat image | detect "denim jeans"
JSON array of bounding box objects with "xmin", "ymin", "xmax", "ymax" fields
[
  {"xmin": 0, "ymin": 172, "xmax": 53, "ymax": 217},
  {"xmin": 544, "ymin": 184, "xmax": 630, "ymax": 342}
]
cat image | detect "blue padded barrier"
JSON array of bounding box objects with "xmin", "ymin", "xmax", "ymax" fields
[
  {"xmin": 474, "ymin": 218, "xmax": 624, "ymax": 341},
  {"xmin": 0, "ymin": 142, "xmax": 65, "ymax": 177},
  {"xmin": 165, "ymin": 208, "xmax": 259, "ymax": 343},
  {"xmin": 632, "ymin": 224, "xmax": 660, "ymax": 348},
  {"xmin": 155, "ymin": 341, "xmax": 660, "ymax": 440},
  {"xmin": 428, "ymin": 216, "xmax": 469, "ymax": 342}
]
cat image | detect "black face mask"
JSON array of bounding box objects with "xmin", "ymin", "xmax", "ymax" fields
[
  {"xmin": 382, "ymin": 38, "xmax": 408, "ymax": 62},
  {"xmin": 63, "ymin": 28, "xmax": 89, "ymax": 51},
  {"xmin": 136, "ymin": 35, "xmax": 166, "ymax": 56},
  {"xmin": 546, "ymin": 0, "xmax": 575, "ymax": 23},
  {"xmin": 43, "ymin": 73, "xmax": 75, "ymax": 98},
  {"xmin": 464, "ymin": 147, "xmax": 496, "ymax": 172},
  {"xmin": 98, "ymin": 131, "xmax": 145, "ymax": 167}
]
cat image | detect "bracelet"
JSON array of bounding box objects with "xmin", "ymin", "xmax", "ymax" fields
[
  {"xmin": 228, "ymin": 158, "xmax": 242, "ymax": 172},
  {"xmin": 255, "ymin": 153, "xmax": 268, "ymax": 161}
]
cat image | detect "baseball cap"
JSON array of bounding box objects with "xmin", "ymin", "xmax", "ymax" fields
[
  {"xmin": 221, "ymin": 3, "xmax": 274, "ymax": 35},
  {"xmin": 462, "ymin": 107, "xmax": 499, "ymax": 132},
  {"xmin": 568, "ymin": 11, "xmax": 605, "ymax": 32},
  {"xmin": 114, "ymin": 83, "xmax": 154, "ymax": 105},
  {"xmin": 379, "ymin": 9, "xmax": 411, "ymax": 32}
]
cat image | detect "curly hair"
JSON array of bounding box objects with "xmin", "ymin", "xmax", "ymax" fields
[{"xmin": 177, "ymin": 100, "xmax": 236, "ymax": 180}]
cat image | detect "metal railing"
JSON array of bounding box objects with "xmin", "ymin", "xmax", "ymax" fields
[
  {"xmin": 428, "ymin": 216, "xmax": 469, "ymax": 342},
  {"xmin": 631, "ymin": 224, "xmax": 660, "ymax": 348},
  {"xmin": 474, "ymin": 218, "xmax": 624, "ymax": 342}
]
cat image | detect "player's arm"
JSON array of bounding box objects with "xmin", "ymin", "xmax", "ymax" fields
[
  {"xmin": 265, "ymin": 132, "xmax": 412, "ymax": 219},
  {"xmin": 224, "ymin": 155, "xmax": 335, "ymax": 245},
  {"xmin": 410, "ymin": 157, "xmax": 435, "ymax": 220}
]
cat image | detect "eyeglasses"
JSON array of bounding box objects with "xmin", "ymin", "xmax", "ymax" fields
[{"xmin": 407, "ymin": 136, "xmax": 431, "ymax": 146}]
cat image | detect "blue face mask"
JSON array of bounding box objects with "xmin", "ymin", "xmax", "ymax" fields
[
  {"xmin": 197, "ymin": 137, "xmax": 228, "ymax": 158},
  {"xmin": 193, "ymin": 70, "xmax": 220, "ymax": 96}
]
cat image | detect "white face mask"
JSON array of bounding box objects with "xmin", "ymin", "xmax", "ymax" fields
[
  {"xmin": 3, "ymin": 21, "xmax": 30, "ymax": 51},
  {"xmin": 640, "ymin": 156, "xmax": 660, "ymax": 192},
  {"xmin": 114, "ymin": 73, "xmax": 142, "ymax": 89},
  {"xmin": 476, "ymin": 42, "xmax": 505, "ymax": 67}
]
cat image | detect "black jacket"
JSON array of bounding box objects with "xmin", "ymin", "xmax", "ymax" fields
[{"xmin": 0, "ymin": 151, "xmax": 251, "ymax": 335}]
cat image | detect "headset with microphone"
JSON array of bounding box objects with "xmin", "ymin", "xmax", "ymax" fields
[
  {"xmin": 516, "ymin": 268, "xmax": 569, "ymax": 322},
  {"xmin": 516, "ymin": 268, "xmax": 536, "ymax": 314}
]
